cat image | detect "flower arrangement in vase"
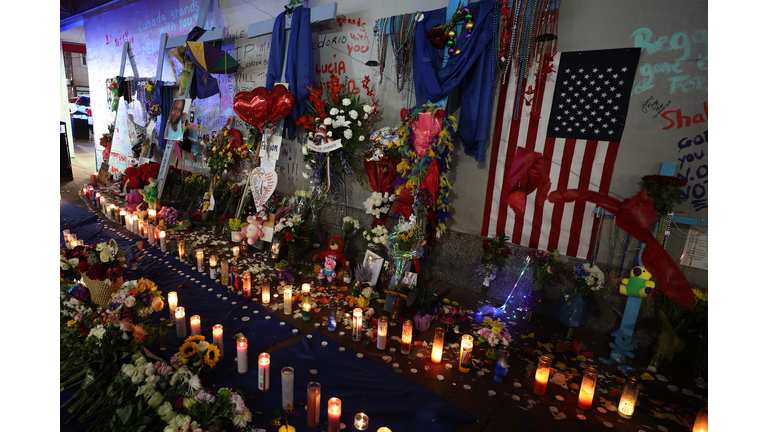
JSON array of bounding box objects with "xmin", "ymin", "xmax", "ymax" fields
[
  {"xmin": 475, "ymin": 317, "xmax": 513, "ymax": 360},
  {"xmin": 178, "ymin": 335, "xmax": 222, "ymax": 375},
  {"xmin": 107, "ymin": 278, "xmax": 166, "ymax": 323}
]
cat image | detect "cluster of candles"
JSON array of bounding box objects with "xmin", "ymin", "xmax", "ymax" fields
[{"xmin": 62, "ymin": 230, "xmax": 84, "ymax": 248}]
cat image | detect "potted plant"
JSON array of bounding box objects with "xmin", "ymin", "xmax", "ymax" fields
[{"xmin": 406, "ymin": 280, "xmax": 440, "ymax": 332}]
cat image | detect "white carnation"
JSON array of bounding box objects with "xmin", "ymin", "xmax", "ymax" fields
[
  {"xmin": 327, "ymin": 130, "xmax": 333, "ymax": 137},
  {"xmin": 330, "ymin": 107, "xmax": 339, "ymax": 115},
  {"xmin": 323, "ymin": 117, "xmax": 332, "ymax": 125},
  {"xmin": 344, "ymin": 129, "xmax": 353, "ymax": 139},
  {"xmin": 349, "ymin": 110, "xmax": 358, "ymax": 119},
  {"xmin": 363, "ymin": 104, "xmax": 373, "ymax": 113},
  {"xmin": 359, "ymin": 135, "xmax": 365, "ymax": 141},
  {"xmin": 302, "ymin": 146, "xmax": 309, "ymax": 155},
  {"xmin": 342, "ymin": 98, "xmax": 351, "ymax": 106}
]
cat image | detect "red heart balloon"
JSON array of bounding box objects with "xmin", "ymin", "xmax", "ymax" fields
[
  {"xmin": 271, "ymin": 84, "xmax": 289, "ymax": 95},
  {"xmin": 233, "ymin": 87, "xmax": 271, "ymax": 128},
  {"xmin": 269, "ymin": 88, "xmax": 295, "ymax": 122}
]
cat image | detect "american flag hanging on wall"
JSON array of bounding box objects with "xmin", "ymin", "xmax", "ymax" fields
[{"xmin": 481, "ymin": 48, "xmax": 642, "ymax": 259}]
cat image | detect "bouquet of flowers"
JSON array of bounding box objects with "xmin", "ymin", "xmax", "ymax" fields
[
  {"xmin": 157, "ymin": 206, "xmax": 180, "ymax": 226},
  {"xmin": 107, "ymin": 278, "xmax": 165, "ymax": 321},
  {"xmin": 341, "ymin": 216, "xmax": 360, "ymax": 242},
  {"xmin": 274, "ymin": 213, "xmax": 313, "ymax": 252},
  {"xmin": 528, "ymin": 249, "xmax": 567, "ymax": 291},
  {"xmin": 351, "ymin": 281, "xmax": 379, "ymax": 308},
  {"xmin": 61, "ymin": 242, "xmax": 124, "ymax": 283},
  {"xmin": 363, "ymin": 225, "xmax": 389, "ymax": 247},
  {"xmin": 178, "ymin": 335, "xmax": 222, "ymax": 374},
  {"xmin": 570, "ymin": 262, "xmax": 605, "ymax": 305},
  {"xmin": 438, "ymin": 299, "xmax": 475, "ymax": 336},
  {"xmin": 648, "ymin": 287, "xmax": 708, "ymax": 373},
  {"xmin": 100, "ymin": 123, "xmax": 115, "ymax": 161},
  {"xmin": 363, "ymin": 191, "xmax": 396, "ymax": 228},
  {"xmin": 122, "ymin": 161, "xmax": 161, "ymax": 191},
  {"xmin": 289, "ymin": 188, "xmax": 326, "ymax": 228},
  {"xmin": 481, "ymin": 233, "xmax": 513, "ymax": 269},
  {"xmin": 296, "ymin": 74, "xmax": 378, "ymax": 198},
  {"xmin": 204, "ymin": 127, "xmax": 250, "ymax": 179},
  {"xmin": 476, "ymin": 317, "xmax": 513, "ymax": 349},
  {"xmin": 641, "ymin": 174, "xmax": 688, "ymax": 215}
]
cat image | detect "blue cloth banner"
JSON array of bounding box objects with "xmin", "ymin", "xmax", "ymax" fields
[{"xmin": 413, "ymin": 0, "xmax": 496, "ymax": 162}]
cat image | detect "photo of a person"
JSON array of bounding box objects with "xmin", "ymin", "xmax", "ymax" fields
[{"xmin": 164, "ymin": 98, "xmax": 190, "ymax": 141}]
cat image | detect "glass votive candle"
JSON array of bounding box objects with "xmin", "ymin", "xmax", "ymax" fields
[
  {"xmin": 431, "ymin": 326, "xmax": 445, "ymax": 363},
  {"xmin": 327, "ymin": 397, "xmax": 341, "ymax": 432},
  {"xmin": 220, "ymin": 260, "xmax": 229, "ymax": 286},
  {"xmin": 212, "ymin": 324, "xmax": 224, "ymax": 358},
  {"xmin": 159, "ymin": 230, "xmax": 167, "ymax": 252},
  {"xmin": 354, "ymin": 413, "xmax": 369, "ymax": 430},
  {"xmin": 237, "ymin": 337, "xmax": 248, "ymax": 374},
  {"xmin": 232, "ymin": 246, "xmax": 240, "ymax": 257},
  {"xmin": 578, "ymin": 366, "xmax": 598, "ymax": 409},
  {"xmin": 327, "ymin": 303, "xmax": 338, "ymax": 332},
  {"xmin": 302, "ymin": 303, "xmax": 311, "ymax": 323},
  {"xmin": 533, "ymin": 356, "xmax": 552, "ymax": 395},
  {"xmin": 352, "ymin": 308, "xmax": 363, "ymax": 341},
  {"xmin": 175, "ymin": 307, "xmax": 186, "ymax": 338},
  {"xmin": 307, "ymin": 382, "xmax": 321, "ymax": 428},
  {"xmin": 196, "ymin": 249, "xmax": 205, "ymax": 272},
  {"xmin": 271, "ymin": 241, "xmax": 281, "ymax": 260},
  {"xmin": 148, "ymin": 209, "xmax": 156, "ymax": 223},
  {"xmin": 262, "ymin": 282, "xmax": 271, "ymax": 305},
  {"xmin": 618, "ymin": 375, "xmax": 640, "ymax": 419},
  {"xmin": 281, "ymin": 367, "xmax": 294, "ymax": 409},
  {"xmin": 167, "ymin": 291, "xmax": 177, "ymax": 324},
  {"xmin": 459, "ymin": 334, "xmax": 474, "ymax": 373},
  {"xmin": 283, "ymin": 286, "xmax": 292, "ymax": 315},
  {"xmin": 209, "ymin": 255, "xmax": 218, "ymax": 279},
  {"xmin": 242, "ymin": 271, "xmax": 251, "ymax": 299},
  {"xmin": 692, "ymin": 402, "xmax": 708, "ymax": 432},
  {"xmin": 401, "ymin": 319, "xmax": 413, "ymax": 355},
  {"xmin": 377, "ymin": 315, "xmax": 388, "ymax": 350},
  {"xmin": 376, "ymin": 428, "xmax": 391, "ymax": 432},
  {"xmin": 258, "ymin": 352, "xmax": 270, "ymax": 393},
  {"xmin": 190, "ymin": 315, "xmax": 201, "ymax": 336},
  {"xmin": 495, "ymin": 346, "xmax": 509, "ymax": 383},
  {"xmin": 177, "ymin": 238, "xmax": 186, "ymax": 260}
]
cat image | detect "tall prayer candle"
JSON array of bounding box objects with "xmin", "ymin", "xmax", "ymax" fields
[
  {"xmin": 352, "ymin": 308, "xmax": 363, "ymax": 341},
  {"xmin": 354, "ymin": 413, "xmax": 369, "ymax": 430},
  {"xmin": 147, "ymin": 223, "xmax": 155, "ymax": 245},
  {"xmin": 242, "ymin": 272, "xmax": 252, "ymax": 299},
  {"xmin": 237, "ymin": 337, "xmax": 248, "ymax": 374},
  {"xmin": 138, "ymin": 219, "xmax": 145, "ymax": 237},
  {"xmin": 190, "ymin": 315, "xmax": 201, "ymax": 336},
  {"xmin": 533, "ymin": 356, "xmax": 552, "ymax": 395},
  {"xmin": 495, "ymin": 346, "xmax": 509, "ymax": 383},
  {"xmin": 327, "ymin": 397, "xmax": 341, "ymax": 432},
  {"xmin": 401, "ymin": 319, "xmax": 413, "ymax": 355},
  {"xmin": 617, "ymin": 376, "xmax": 640, "ymax": 418},
  {"xmin": 281, "ymin": 367, "xmax": 294, "ymax": 409},
  {"xmin": 159, "ymin": 231, "xmax": 167, "ymax": 252},
  {"xmin": 109, "ymin": 204, "xmax": 116, "ymax": 220},
  {"xmin": 301, "ymin": 283, "xmax": 311, "ymax": 308},
  {"xmin": 131, "ymin": 216, "xmax": 138, "ymax": 233},
  {"xmin": 376, "ymin": 429, "xmax": 391, "ymax": 432},
  {"xmin": 91, "ymin": 172, "xmax": 98, "ymax": 186},
  {"xmin": 212, "ymin": 324, "xmax": 224, "ymax": 358},
  {"xmin": 177, "ymin": 238, "xmax": 186, "ymax": 260},
  {"xmin": 459, "ymin": 335, "xmax": 474, "ymax": 373},
  {"xmin": 377, "ymin": 316, "xmax": 388, "ymax": 350},
  {"xmin": 209, "ymin": 255, "xmax": 217, "ymax": 279},
  {"xmin": 125, "ymin": 212, "xmax": 131, "ymax": 230},
  {"xmin": 258, "ymin": 353, "xmax": 270, "ymax": 393},
  {"xmin": 119, "ymin": 210, "xmax": 126, "ymax": 226},
  {"xmin": 578, "ymin": 367, "xmax": 598, "ymax": 409},
  {"xmin": 232, "ymin": 246, "xmax": 240, "ymax": 257},
  {"xmin": 431, "ymin": 327, "xmax": 445, "ymax": 363},
  {"xmin": 175, "ymin": 307, "xmax": 186, "ymax": 338},
  {"xmin": 262, "ymin": 282, "xmax": 271, "ymax": 305},
  {"xmin": 692, "ymin": 402, "xmax": 708, "ymax": 432},
  {"xmin": 271, "ymin": 241, "xmax": 281, "ymax": 260},
  {"xmin": 307, "ymin": 382, "xmax": 321, "ymax": 428},
  {"xmin": 302, "ymin": 303, "xmax": 311, "ymax": 323},
  {"xmin": 168, "ymin": 291, "xmax": 178, "ymax": 324},
  {"xmin": 283, "ymin": 286, "xmax": 292, "ymax": 315},
  {"xmin": 221, "ymin": 261, "xmax": 229, "ymax": 286},
  {"xmin": 327, "ymin": 303, "xmax": 338, "ymax": 332},
  {"xmin": 95, "ymin": 192, "xmax": 101, "ymax": 207},
  {"xmin": 196, "ymin": 249, "xmax": 204, "ymax": 272},
  {"xmin": 147, "ymin": 209, "xmax": 156, "ymax": 224}
]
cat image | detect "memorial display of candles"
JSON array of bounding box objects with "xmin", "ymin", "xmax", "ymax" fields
[
  {"xmin": 209, "ymin": 255, "xmax": 217, "ymax": 279},
  {"xmin": 196, "ymin": 249, "xmax": 204, "ymax": 272},
  {"xmin": 431, "ymin": 326, "xmax": 445, "ymax": 363},
  {"xmin": 327, "ymin": 303, "xmax": 338, "ymax": 332},
  {"xmin": 284, "ymin": 286, "xmax": 292, "ymax": 315},
  {"xmin": 221, "ymin": 260, "xmax": 229, "ymax": 286},
  {"xmin": 177, "ymin": 238, "xmax": 186, "ymax": 260},
  {"xmin": 401, "ymin": 319, "xmax": 413, "ymax": 355},
  {"xmin": 327, "ymin": 397, "xmax": 341, "ymax": 432},
  {"xmin": 281, "ymin": 367, "xmax": 294, "ymax": 409},
  {"xmin": 352, "ymin": 308, "xmax": 363, "ymax": 341},
  {"xmin": 495, "ymin": 346, "xmax": 509, "ymax": 383},
  {"xmin": 159, "ymin": 231, "xmax": 167, "ymax": 252},
  {"xmin": 258, "ymin": 353, "xmax": 270, "ymax": 393},
  {"xmin": 262, "ymin": 282, "xmax": 271, "ymax": 305},
  {"xmin": 212, "ymin": 324, "xmax": 224, "ymax": 358},
  {"xmin": 578, "ymin": 366, "xmax": 598, "ymax": 409},
  {"xmin": 307, "ymin": 382, "xmax": 321, "ymax": 428},
  {"xmin": 459, "ymin": 334, "xmax": 474, "ymax": 373},
  {"xmin": 354, "ymin": 413, "xmax": 369, "ymax": 430},
  {"xmin": 377, "ymin": 316, "xmax": 388, "ymax": 350},
  {"xmin": 175, "ymin": 307, "xmax": 186, "ymax": 338},
  {"xmin": 242, "ymin": 272, "xmax": 251, "ymax": 299},
  {"xmin": 237, "ymin": 337, "xmax": 248, "ymax": 374},
  {"xmin": 617, "ymin": 375, "xmax": 640, "ymax": 419},
  {"xmin": 190, "ymin": 315, "xmax": 201, "ymax": 336},
  {"xmin": 533, "ymin": 356, "xmax": 552, "ymax": 396}
]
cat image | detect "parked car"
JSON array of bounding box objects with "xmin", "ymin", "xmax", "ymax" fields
[{"xmin": 69, "ymin": 95, "xmax": 92, "ymax": 125}]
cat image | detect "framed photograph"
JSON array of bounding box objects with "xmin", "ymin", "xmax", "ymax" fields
[
  {"xmin": 363, "ymin": 250, "xmax": 385, "ymax": 285},
  {"xmin": 402, "ymin": 271, "xmax": 418, "ymax": 288},
  {"xmin": 164, "ymin": 98, "xmax": 191, "ymax": 141}
]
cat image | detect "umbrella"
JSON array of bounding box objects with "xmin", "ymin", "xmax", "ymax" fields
[{"xmin": 185, "ymin": 41, "xmax": 239, "ymax": 74}]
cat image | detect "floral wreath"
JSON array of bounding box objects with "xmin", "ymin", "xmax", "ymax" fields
[{"xmin": 393, "ymin": 103, "xmax": 457, "ymax": 238}]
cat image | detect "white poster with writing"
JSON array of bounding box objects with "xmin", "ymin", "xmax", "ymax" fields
[{"xmin": 679, "ymin": 226, "xmax": 707, "ymax": 270}]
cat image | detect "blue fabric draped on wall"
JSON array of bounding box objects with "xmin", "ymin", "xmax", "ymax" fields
[{"xmin": 414, "ymin": 0, "xmax": 496, "ymax": 162}]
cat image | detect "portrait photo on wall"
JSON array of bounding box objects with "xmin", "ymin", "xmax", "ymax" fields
[{"xmin": 164, "ymin": 98, "xmax": 191, "ymax": 142}]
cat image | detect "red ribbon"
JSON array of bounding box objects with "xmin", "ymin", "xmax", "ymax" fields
[{"xmin": 547, "ymin": 188, "xmax": 695, "ymax": 310}]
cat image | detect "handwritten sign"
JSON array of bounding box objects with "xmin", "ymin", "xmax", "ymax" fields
[
  {"xmin": 679, "ymin": 226, "xmax": 707, "ymax": 270},
  {"xmin": 307, "ymin": 139, "xmax": 342, "ymax": 153},
  {"xmin": 96, "ymin": 161, "xmax": 111, "ymax": 186},
  {"xmin": 260, "ymin": 133, "xmax": 282, "ymax": 161},
  {"xmin": 249, "ymin": 167, "xmax": 277, "ymax": 207}
]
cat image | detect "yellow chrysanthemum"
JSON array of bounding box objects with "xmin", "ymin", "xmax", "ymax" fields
[
  {"xmin": 180, "ymin": 341, "xmax": 198, "ymax": 358},
  {"xmin": 204, "ymin": 345, "xmax": 221, "ymax": 367}
]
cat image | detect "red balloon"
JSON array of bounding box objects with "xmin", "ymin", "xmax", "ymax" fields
[
  {"xmin": 269, "ymin": 88, "xmax": 295, "ymax": 122},
  {"xmin": 233, "ymin": 87, "xmax": 271, "ymax": 128},
  {"xmin": 271, "ymin": 84, "xmax": 289, "ymax": 95}
]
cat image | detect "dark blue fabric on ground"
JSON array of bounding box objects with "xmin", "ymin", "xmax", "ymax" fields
[
  {"xmin": 214, "ymin": 332, "xmax": 475, "ymax": 432},
  {"xmin": 60, "ymin": 199, "xmax": 98, "ymax": 233}
]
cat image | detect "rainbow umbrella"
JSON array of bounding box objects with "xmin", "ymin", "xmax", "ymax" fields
[{"xmin": 184, "ymin": 41, "xmax": 239, "ymax": 74}]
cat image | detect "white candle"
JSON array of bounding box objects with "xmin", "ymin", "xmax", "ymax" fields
[
  {"xmin": 354, "ymin": 413, "xmax": 369, "ymax": 430},
  {"xmin": 175, "ymin": 307, "xmax": 186, "ymax": 338},
  {"xmin": 168, "ymin": 291, "xmax": 177, "ymax": 324},
  {"xmin": 190, "ymin": 315, "xmax": 201, "ymax": 336},
  {"xmin": 327, "ymin": 397, "xmax": 342, "ymax": 432},
  {"xmin": 352, "ymin": 308, "xmax": 363, "ymax": 341},
  {"xmin": 237, "ymin": 337, "xmax": 248, "ymax": 374},
  {"xmin": 159, "ymin": 231, "xmax": 167, "ymax": 252},
  {"xmin": 262, "ymin": 282, "xmax": 271, "ymax": 306},
  {"xmin": 232, "ymin": 246, "xmax": 240, "ymax": 257},
  {"xmin": 281, "ymin": 367, "xmax": 294, "ymax": 409},
  {"xmin": 209, "ymin": 255, "xmax": 217, "ymax": 279},
  {"xmin": 258, "ymin": 353, "xmax": 270, "ymax": 393},
  {"xmin": 196, "ymin": 249, "xmax": 204, "ymax": 272},
  {"xmin": 212, "ymin": 324, "xmax": 224, "ymax": 358},
  {"xmin": 147, "ymin": 224, "xmax": 155, "ymax": 245},
  {"xmin": 377, "ymin": 316, "xmax": 388, "ymax": 350},
  {"xmin": 284, "ymin": 286, "xmax": 292, "ymax": 315},
  {"xmin": 138, "ymin": 219, "xmax": 144, "ymax": 237},
  {"xmin": 148, "ymin": 209, "xmax": 157, "ymax": 224}
]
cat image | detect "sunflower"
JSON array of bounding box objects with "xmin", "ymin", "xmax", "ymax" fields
[
  {"xmin": 203, "ymin": 345, "xmax": 221, "ymax": 367},
  {"xmin": 185, "ymin": 335, "xmax": 205, "ymax": 342},
  {"xmin": 180, "ymin": 341, "xmax": 198, "ymax": 358}
]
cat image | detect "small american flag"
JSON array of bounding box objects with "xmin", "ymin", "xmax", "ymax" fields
[{"xmin": 482, "ymin": 48, "xmax": 641, "ymax": 259}]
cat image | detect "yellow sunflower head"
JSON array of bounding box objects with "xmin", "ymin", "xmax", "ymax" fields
[
  {"xmin": 185, "ymin": 335, "xmax": 205, "ymax": 343},
  {"xmin": 180, "ymin": 341, "xmax": 198, "ymax": 358},
  {"xmin": 204, "ymin": 345, "xmax": 221, "ymax": 367}
]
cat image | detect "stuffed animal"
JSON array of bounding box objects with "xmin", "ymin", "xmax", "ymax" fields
[
  {"xmin": 320, "ymin": 256, "xmax": 338, "ymax": 283},
  {"xmin": 313, "ymin": 237, "xmax": 348, "ymax": 281},
  {"xmin": 126, "ymin": 189, "xmax": 144, "ymax": 213},
  {"xmin": 274, "ymin": 260, "xmax": 294, "ymax": 283},
  {"xmin": 244, "ymin": 214, "xmax": 266, "ymax": 245},
  {"xmin": 620, "ymin": 266, "xmax": 655, "ymax": 297},
  {"xmin": 139, "ymin": 178, "xmax": 159, "ymax": 210}
]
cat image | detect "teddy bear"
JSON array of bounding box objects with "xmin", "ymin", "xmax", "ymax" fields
[
  {"xmin": 620, "ymin": 266, "xmax": 655, "ymax": 297},
  {"xmin": 242, "ymin": 207, "xmax": 269, "ymax": 245},
  {"xmin": 312, "ymin": 237, "xmax": 349, "ymax": 282},
  {"xmin": 320, "ymin": 256, "xmax": 338, "ymax": 283}
]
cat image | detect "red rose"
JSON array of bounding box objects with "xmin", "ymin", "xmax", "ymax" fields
[
  {"xmin": 301, "ymin": 225, "xmax": 307, "ymax": 231},
  {"xmin": 440, "ymin": 34, "xmax": 450, "ymax": 42},
  {"xmin": 285, "ymin": 232, "xmax": 295, "ymax": 242},
  {"xmin": 185, "ymin": 226, "xmax": 193, "ymax": 234},
  {"xmin": 175, "ymin": 397, "xmax": 184, "ymax": 410},
  {"xmin": 106, "ymin": 268, "xmax": 114, "ymax": 279},
  {"xmin": 660, "ymin": 176, "xmax": 669, "ymax": 186},
  {"xmin": 78, "ymin": 261, "xmax": 89, "ymax": 273},
  {"xmin": 401, "ymin": 108, "xmax": 409, "ymax": 119},
  {"xmin": 435, "ymin": 109, "xmax": 447, "ymax": 119},
  {"xmin": 114, "ymin": 268, "xmax": 122, "ymax": 278},
  {"xmin": 676, "ymin": 177, "xmax": 687, "ymax": 187}
]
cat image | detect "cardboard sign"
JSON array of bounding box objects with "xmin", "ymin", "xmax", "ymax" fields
[
  {"xmin": 307, "ymin": 139, "xmax": 343, "ymax": 153},
  {"xmin": 250, "ymin": 167, "xmax": 278, "ymax": 207},
  {"xmin": 96, "ymin": 161, "xmax": 111, "ymax": 186},
  {"xmin": 260, "ymin": 133, "xmax": 282, "ymax": 160},
  {"xmin": 260, "ymin": 213, "xmax": 276, "ymax": 243}
]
